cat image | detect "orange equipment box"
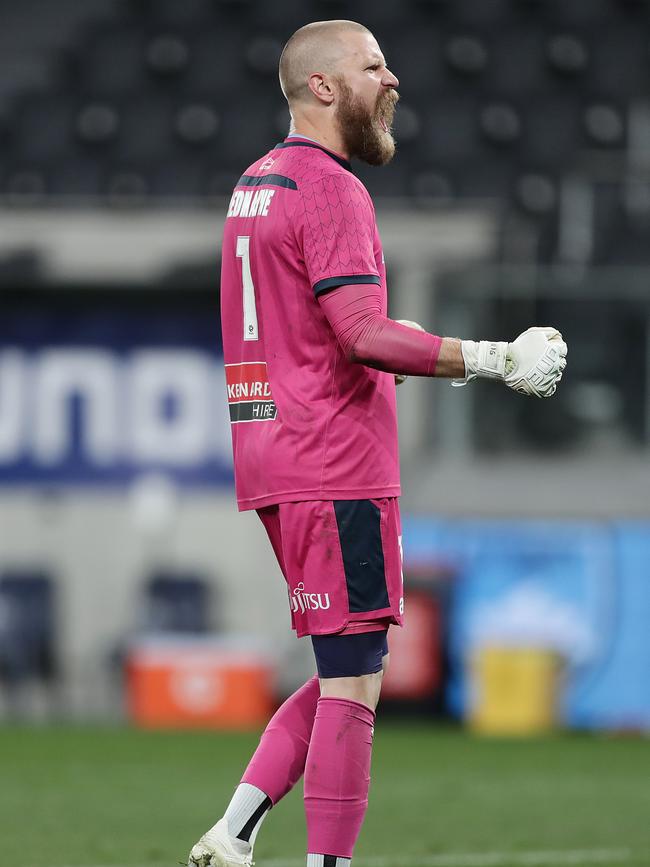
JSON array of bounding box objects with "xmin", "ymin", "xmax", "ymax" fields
[{"xmin": 126, "ymin": 637, "xmax": 276, "ymax": 729}]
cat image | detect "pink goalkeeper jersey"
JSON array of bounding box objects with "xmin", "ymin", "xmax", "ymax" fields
[{"xmin": 221, "ymin": 136, "xmax": 400, "ymax": 510}]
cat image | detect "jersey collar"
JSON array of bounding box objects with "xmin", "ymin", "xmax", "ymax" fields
[{"xmin": 274, "ymin": 137, "xmax": 352, "ymax": 173}]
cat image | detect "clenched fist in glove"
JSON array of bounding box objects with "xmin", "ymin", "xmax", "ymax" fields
[{"xmin": 454, "ymin": 326, "xmax": 567, "ymax": 397}]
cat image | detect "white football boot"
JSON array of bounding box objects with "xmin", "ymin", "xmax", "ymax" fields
[{"xmin": 188, "ymin": 818, "xmax": 254, "ymax": 867}]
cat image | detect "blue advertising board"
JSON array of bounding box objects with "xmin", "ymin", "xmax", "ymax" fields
[
  {"xmin": 0, "ymin": 300, "xmax": 233, "ymax": 485},
  {"xmin": 403, "ymin": 517, "xmax": 650, "ymax": 730}
]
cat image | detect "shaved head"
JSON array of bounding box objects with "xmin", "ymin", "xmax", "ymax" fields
[{"xmin": 279, "ymin": 20, "xmax": 370, "ymax": 105}]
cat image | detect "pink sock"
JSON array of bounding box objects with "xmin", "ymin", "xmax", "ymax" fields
[
  {"xmin": 304, "ymin": 697, "xmax": 376, "ymax": 860},
  {"xmin": 241, "ymin": 675, "xmax": 320, "ymax": 804}
]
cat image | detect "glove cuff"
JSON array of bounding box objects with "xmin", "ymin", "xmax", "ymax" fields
[{"xmin": 452, "ymin": 340, "xmax": 508, "ymax": 387}]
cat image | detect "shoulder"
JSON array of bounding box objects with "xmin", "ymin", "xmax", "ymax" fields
[{"xmin": 298, "ymin": 169, "xmax": 375, "ymax": 222}]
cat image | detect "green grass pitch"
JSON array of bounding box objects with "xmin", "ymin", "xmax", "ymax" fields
[{"xmin": 2, "ymin": 722, "xmax": 649, "ymax": 867}]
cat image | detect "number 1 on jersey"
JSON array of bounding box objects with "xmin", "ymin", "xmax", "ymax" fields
[{"xmin": 236, "ymin": 236, "xmax": 259, "ymax": 341}]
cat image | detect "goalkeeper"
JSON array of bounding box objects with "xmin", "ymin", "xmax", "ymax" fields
[{"xmin": 189, "ymin": 17, "xmax": 567, "ymax": 867}]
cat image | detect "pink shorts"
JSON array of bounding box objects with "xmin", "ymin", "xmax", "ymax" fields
[{"xmin": 257, "ymin": 498, "xmax": 404, "ymax": 638}]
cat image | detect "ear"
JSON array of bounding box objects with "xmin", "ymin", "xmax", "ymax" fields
[{"xmin": 307, "ymin": 72, "xmax": 335, "ymax": 105}]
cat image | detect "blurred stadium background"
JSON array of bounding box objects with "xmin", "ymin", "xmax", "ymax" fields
[{"xmin": 1, "ymin": 1, "xmax": 650, "ymax": 865}]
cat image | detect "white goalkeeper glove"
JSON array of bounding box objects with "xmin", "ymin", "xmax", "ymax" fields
[
  {"xmin": 394, "ymin": 319, "xmax": 425, "ymax": 385},
  {"xmin": 453, "ymin": 326, "xmax": 567, "ymax": 397}
]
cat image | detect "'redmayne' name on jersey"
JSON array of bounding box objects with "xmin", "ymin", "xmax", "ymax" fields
[{"xmin": 226, "ymin": 187, "xmax": 275, "ymax": 219}]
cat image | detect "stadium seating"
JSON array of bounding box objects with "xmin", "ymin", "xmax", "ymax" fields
[{"xmin": 1, "ymin": 0, "xmax": 650, "ymax": 263}]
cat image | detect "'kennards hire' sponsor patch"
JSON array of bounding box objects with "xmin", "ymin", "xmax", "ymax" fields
[{"xmin": 225, "ymin": 361, "xmax": 277, "ymax": 423}]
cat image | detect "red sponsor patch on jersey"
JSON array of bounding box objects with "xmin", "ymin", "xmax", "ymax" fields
[{"xmin": 225, "ymin": 362, "xmax": 277, "ymax": 423}]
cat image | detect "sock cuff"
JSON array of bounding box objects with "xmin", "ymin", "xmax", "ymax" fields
[
  {"xmin": 307, "ymin": 855, "xmax": 351, "ymax": 867},
  {"xmin": 238, "ymin": 775, "xmax": 276, "ymax": 806},
  {"xmin": 316, "ymin": 696, "xmax": 376, "ymax": 725}
]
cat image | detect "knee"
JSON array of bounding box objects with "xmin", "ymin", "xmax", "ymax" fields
[
  {"xmin": 320, "ymin": 669, "xmax": 383, "ymax": 710},
  {"xmin": 311, "ymin": 629, "xmax": 389, "ymax": 711}
]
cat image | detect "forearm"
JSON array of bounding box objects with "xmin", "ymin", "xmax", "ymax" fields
[
  {"xmin": 430, "ymin": 337, "xmax": 465, "ymax": 378},
  {"xmin": 319, "ymin": 283, "xmax": 452, "ymax": 377},
  {"xmin": 352, "ymin": 323, "xmax": 466, "ymax": 379},
  {"xmin": 347, "ymin": 313, "xmax": 443, "ymax": 376}
]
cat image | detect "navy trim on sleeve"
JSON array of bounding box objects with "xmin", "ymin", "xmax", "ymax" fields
[
  {"xmin": 313, "ymin": 273, "xmax": 381, "ymax": 297},
  {"xmin": 237, "ymin": 173, "xmax": 298, "ymax": 190}
]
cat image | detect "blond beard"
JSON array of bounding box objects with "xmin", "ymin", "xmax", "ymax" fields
[{"xmin": 335, "ymin": 78, "xmax": 397, "ymax": 166}]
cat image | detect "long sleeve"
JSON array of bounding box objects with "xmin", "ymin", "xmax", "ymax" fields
[{"xmin": 318, "ymin": 282, "xmax": 442, "ymax": 376}]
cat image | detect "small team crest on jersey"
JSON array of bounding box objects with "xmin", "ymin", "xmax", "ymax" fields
[
  {"xmin": 259, "ymin": 156, "xmax": 275, "ymax": 172},
  {"xmin": 225, "ymin": 361, "xmax": 277, "ymax": 423}
]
